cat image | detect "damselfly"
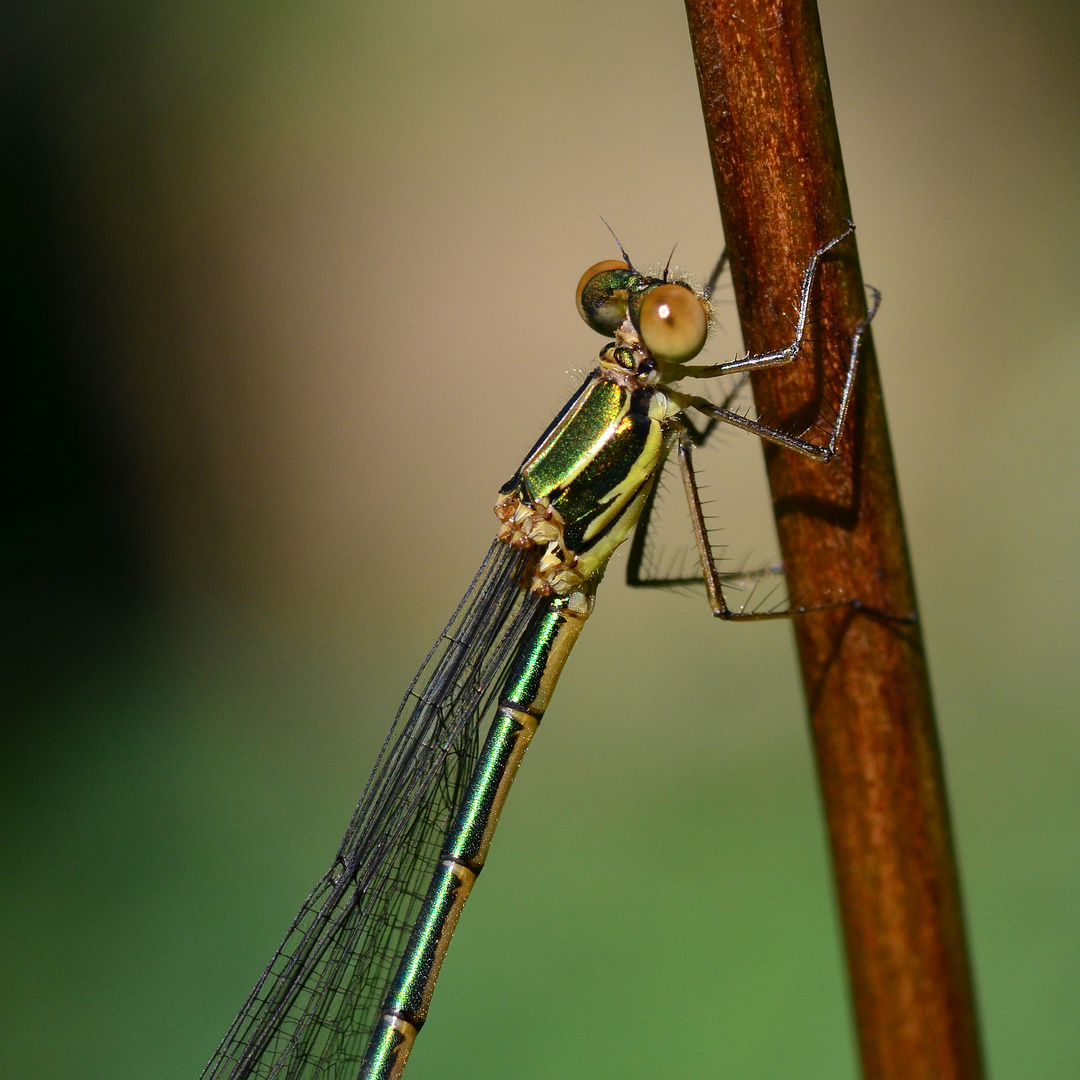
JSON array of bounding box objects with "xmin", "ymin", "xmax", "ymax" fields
[{"xmin": 201, "ymin": 225, "xmax": 877, "ymax": 1080}]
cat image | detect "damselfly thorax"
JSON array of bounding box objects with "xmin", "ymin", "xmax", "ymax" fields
[{"xmin": 495, "ymin": 233, "xmax": 874, "ymax": 614}]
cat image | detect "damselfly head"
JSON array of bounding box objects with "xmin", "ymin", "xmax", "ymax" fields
[{"xmin": 576, "ymin": 260, "xmax": 710, "ymax": 363}]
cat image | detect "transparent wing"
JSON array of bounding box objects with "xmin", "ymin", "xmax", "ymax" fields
[
  {"xmin": 201, "ymin": 540, "xmax": 541, "ymax": 1080},
  {"xmin": 626, "ymin": 400, "xmax": 792, "ymax": 612}
]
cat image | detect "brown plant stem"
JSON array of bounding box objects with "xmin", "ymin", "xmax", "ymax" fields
[{"xmin": 680, "ymin": 2, "xmax": 983, "ymax": 1078}]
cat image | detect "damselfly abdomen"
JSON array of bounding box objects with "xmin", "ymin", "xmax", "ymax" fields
[{"xmin": 201, "ymin": 226, "xmax": 875, "ymax": 1080}]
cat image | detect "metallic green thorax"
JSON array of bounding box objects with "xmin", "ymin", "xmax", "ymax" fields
[
  {"xmin": 497, "ymin": 358, "xmax": 681, "ymax": 594},
  {"xmin": 514, "ymin": 378, "xmax": 657, "ymax": 553}
]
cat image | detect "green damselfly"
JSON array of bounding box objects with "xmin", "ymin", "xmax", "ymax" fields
[{"xmin": 200, "ymin": 225, "xmax": 877, "ymax": 1080}]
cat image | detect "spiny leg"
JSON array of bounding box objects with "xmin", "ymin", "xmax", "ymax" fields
[
  {"xmin": 625, "ymin": 462, "xmax": 666, "ymax": 588},
  {"xmin": 676, "ymin": 427, "xmax": 909, "ymax": 622},
  {"xmin": 680, "ymin": 372, "xmax": 750, "ymax": 448},
  {"xmin": 676, "ymin": 428, "xmax": 785, "ymax": 620},
  {"xmin": 627, "ymin": 451, "xmax": 784, "ymax": 593},
  {"xmin": 626, "ymin": 376, "xmax": 754, "ymax": 589}
]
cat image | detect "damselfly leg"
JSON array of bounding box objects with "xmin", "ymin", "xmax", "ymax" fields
[
  {"xmin": 629, "ymin": 227, "xmax": 890, "ymax": 620},
  {"xmin": 680, "ymin": 280, "xmax": 880, "ymax": 464},
  {"xmin": 624, "ymin": 374, "xmax": 776, "ymax": 593},
  {"xmin": 666, "ymin": 226, "xmax": 879, "ymax": 462}
]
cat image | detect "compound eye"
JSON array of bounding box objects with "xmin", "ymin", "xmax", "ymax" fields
[
  {"xmin": 576, "ymin": 260, "xmax": 632, "ymax": 335},
  {"xmin": 637, "ymin": 283, "xmax": 708, "ymax": 362}
]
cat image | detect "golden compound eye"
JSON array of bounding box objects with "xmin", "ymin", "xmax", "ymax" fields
[
  {"xmin": 637, "ymin": 283, "xmax": 708, "ymax": 362},
  {"xmin": 576, "ymin": 260, "xmax": 631, "ymax": 335}
]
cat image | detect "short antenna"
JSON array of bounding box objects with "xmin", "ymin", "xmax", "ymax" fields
[
  {"xmin": 599, "ymin": 216, "xmax": 636, "ymax": 271},
  {"xmin": 662, "ymin": 242, "xmax": 678, "ymax": 282}
]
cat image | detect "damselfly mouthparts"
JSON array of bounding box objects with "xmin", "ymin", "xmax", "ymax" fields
[{"xmin": 200, "ymin": 226, "xmax": 876, "ymax": 1080}]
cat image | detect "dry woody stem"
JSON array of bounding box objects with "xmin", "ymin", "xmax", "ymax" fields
[{"xmin": 680, "ymin": 2, "xmax": 984, "ymax": 1078}]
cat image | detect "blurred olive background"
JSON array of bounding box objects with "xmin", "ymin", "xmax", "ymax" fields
[{"xmin": 2, "ymin": 1, "xmax": 1078, "ymax": 1077}]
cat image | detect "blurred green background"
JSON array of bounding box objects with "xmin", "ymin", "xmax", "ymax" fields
[{"xmin": 2, "ymin": 1, "xmax": 1078, "ymax": 1077}]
